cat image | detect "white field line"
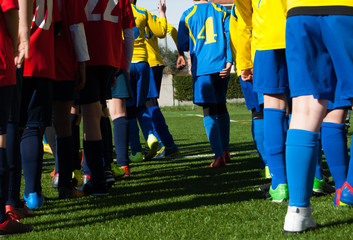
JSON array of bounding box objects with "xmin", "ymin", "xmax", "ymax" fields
[{"xmin": 186, "ymin": 114, "xmax": 251, "ymax": 123}]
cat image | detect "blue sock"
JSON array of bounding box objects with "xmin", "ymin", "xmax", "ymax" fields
[
  {"xmin": 0, "ymin": 148, "xmax": 9, "ymax": 222},
  {"xmin": 100, "ymin": 117, "xmax": 113, "ymax": 168},
  {"xmin": 128, "ymin": 118, "xmax": 142, "ymax": 155},
  {"xmin": 218, "ymin": 112, "xmax": 230, "ymax": 153},
  {"xmin": 148, "ymin": 106, "xmax": 174, "ymax": 147},
  {"xmin": 203, "ymin": 115, "xmax": 223, "ymax": 159},
  {"xmin": 286, "ymin": 129, "xmax": 318, "ymax": 207},
  {"xmin": 71, "ymin": 114, "xmax": 81, "ymax": 170},
  {"xmin": 6, "ymin": 123, "xmax": 23, "ymax": 208},
  {"xmin": 113, "ymin": 117, "xmax": 129, "ymax": 166},
  {"xmin": 137, "ymin": 108, "xmax": 154, "ymax": 141},
  {"xmin": 322, "ymin": 122, "xmax": 348, "ymax": 189},
  {"xmin": 57, "ymin": 136, "xmax": 74, "ymax": 188},
  {"xmin": 314, "ymin": 131, "xmax": 323, "ymax": 180},
  {"xmin": 252, "ymin": 118, "xmax": 266, "ymax": 169},
  {"xmin": 21, "ymin": 128, "xmax": 43, "ymax": 197},
  {"xmin": 82, "ymin": 140, "xmax": 105, "ymax": 185},
  {"xmin": 264, "ymin": 108, "xmax": 287, "ymax": 189}
]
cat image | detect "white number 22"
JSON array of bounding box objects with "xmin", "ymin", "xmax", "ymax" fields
[{"xmin": 85, "ymin": 0, "xmax": 119, "ymax": 23}]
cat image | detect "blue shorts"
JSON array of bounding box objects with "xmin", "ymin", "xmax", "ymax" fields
[
  {"xmin": 286, "ymin": 15, "xmax": 353, "ymax": 100},
  {"xmin": 327, "ymin": 80, "xmax": 351, "ymax": 110},
  {"xmin": 126, "ymin": 62, "xmax": 150, "ymax": 107},
  {"xmin": 0, "ymin": 85, "xmax": 14, "ymax": 134},
  {"xmin": 79, "ymin": 65, "xmax": 116, "ymax": 105},
  {"xmin": 111, "ymin": 69, "xmax": 132, "ymax": 99},
  {"xmin": 53, "ymin": 81, "xmax": 74, "ymax": 101},
  {"xmin": 193, "ymin": 73, "xmax": 229, "ymax": 104},
  {"xmin": 253, "ymin": 49, "xmax": 289, "ymax": 94},
  {"xmin": 147, "ymin": 66, "xmax": 164, "ymax": 98},
  {"xmin": 239, "ymin": 76, "xmax": 262, "ymax": 111},
  {"xmin": 20, "ymin": 77, "xmax": 53, "ymax": 128}
]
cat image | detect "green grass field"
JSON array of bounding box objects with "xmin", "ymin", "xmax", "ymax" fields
[{"xmin": 9, "ymin": 103, "xmax": 353, "ymax": 239}]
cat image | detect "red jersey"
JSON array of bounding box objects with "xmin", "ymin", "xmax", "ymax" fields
[
  {"xmin": 24, "ymin": 0, "xmax": 61, "ymax": 79},
  {"xmin": 0, "ymin": 0, "xmax": 18, "ymax": 87},
  {"xmin": 55, "ymin": 0, "xmax": 87, "ymax": 81},
  {"xmin": 83, "ymin": 0, "xmax": 135, "ymax": 68}
]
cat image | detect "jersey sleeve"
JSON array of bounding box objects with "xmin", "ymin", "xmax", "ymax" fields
[
  {"xmin": 146, "ymin": 11, "xmax": 167, "ymax": 38},
  {"xmin": 229, "ymin": 5, "xmax": 237, "ymax": 64},
  {"xmin": 177, "ymin": 12, "xmax": 189, "ymax": 52},
  {"xmin": 233, "ymin": 0, "xmax": 252, "ymax": 28},
  {"xmin": 224, "ymin": 10, "xmax": 233, "ymax": 64},
  {"xmin": 167, "ymin": 23, "xmax": 178, "ymax": 47},
  {"xmin": 236, "ymin": 7, "xmax": 253, "ymax": 73},
  {"xmin": 0, "ymin": 0, "xmax": 18, "ymax": 12},
  {"xmin": 123, "ymin": 0, "xmax": 136, "ymax": 29}
]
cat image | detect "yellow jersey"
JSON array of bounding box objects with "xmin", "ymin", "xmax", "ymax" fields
[{"xmin": 131, "ymin": 4, "xmax": 167, "ymax": 62}]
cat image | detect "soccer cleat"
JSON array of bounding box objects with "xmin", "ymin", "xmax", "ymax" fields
[
  {"xmin": 58, "ymin": 186, "xmax": 84, "ymax": 199},
  {"xmin": 283, "ymin": 206, "xmax": 317, "ymax": 233},
  {"xmin": 264, "ymin": 166, "xmax": 271, "ymax": 179},
  {"xmin": 43, "ymin": 142, "xmax": 53, "ymax": 154},
  {"xmin": 81, "ymin": 180, "xmax": 109, "ymax": 196},
  {"xmin": 50, "ymin": 168, "xmax": 55, "ymax": 176},
  {"xmin": 121, "ymin": 166, "xmax": 131, "ymax": 177},
  {"xmin": 259, "ymin": 182, "xmax": 271, "ymax": 193},
  {"xmin": 111, "ymin": 162, "xmax": 125, "ymax": 178},
  {"xmin": 0, "ymin": 215, "xmax": 33, "ymax": 236},
  {"xmin": 82, "ymin": 175, "xmax": 91, "ymax": 186},
  {"xmin": 269, "ymin": 184, "xmax": 289, "ymax": 203},
  {"xmin": 51, "ymin": 173, "xmax": 59, "ymax": 188},
  {"xmin": 104, "ymin": 168, "xmax": 115, "ymax": 187},
  {"xmin": 154, "ymin": 146, "xmax": 166, "ymax": 159},
  {"xmin": 312, "ymin": 177, "xmax": 335, "ymax": 195},
  {"xmin": 334, "ymin": 188, "xmax": 347, "ymax": 207},
  {"xmin": 5, "ymin": 205, "xmax": 34, "ymax": 221},
  {"xmin": 155, "ymin": 144, "xmax": 180, "ymax": 159},
  {"xmin": 210, "ymin": 156, "xmax": 226, "ymax": 168},
  {"xmin": 224, "ymin": 151, "xmax": 231, "ymax": 163},
  {"xmin": 72, "ymin": 169, "xmax": 83, "ymax": 187},
  {"xmin": 339, "ymin": 182, "xmax": 353, "ymax": 205},
  {"xmin": 129, "ymin": 152, "xmax": 144, "ymax": 163},
  {"xmin": 144, "ymin": 134, "xmax": 159, "ymax": 160},
  {"xmin": 23, "ymin": 192, "xmax": 44, "ymax": 209}
]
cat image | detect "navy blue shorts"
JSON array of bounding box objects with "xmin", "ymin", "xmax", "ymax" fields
[
  {"xmin": 111, "ymin": 69, "xmax": 132, "ymax": 99},
  {"xmin": 53, "ymin": 81, "xmax": 74, "ymax": 101},
  {"xmin": 147, "ymin": 66, "xmax": 164, "ymax": 98},
  {"xmin": 193, "ymin": 73, "xmax": 229, "ymax": 104},
  {"xmin": 127, "ymin": 62, "xmax": 150, "ymax": 107},
  {"xmin": 0, "ymin": 85, "xmax": 14, "ymax": 134},
  {"xmin": 253, "ymin": 49, "xmax": 289, "ymax": 95},
  {"xmin": 78, "ymin": 65, "xmax": 116, "ymax": 105},
  {"xmin": 20, "ymin": 77, "xmax": 53, "ymax": 128}
]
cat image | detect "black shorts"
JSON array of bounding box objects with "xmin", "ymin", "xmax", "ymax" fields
[{"xmin": 53, "ymin": 80, "xmax": 74, "ymax": 101}]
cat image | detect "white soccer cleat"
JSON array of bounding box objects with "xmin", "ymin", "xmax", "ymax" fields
[{"xmin": 283, "ymin": 206, "xmax": 317, "ymax": 233}]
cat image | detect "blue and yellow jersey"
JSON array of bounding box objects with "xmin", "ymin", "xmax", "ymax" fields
[
  {"xmin": 177, "ymin": 2, "xmax": 232, "ymax": 77},
  {"xmin": 131, "ymin": 4, "xmax": 167, "ymax": 62},
  {"xmin": 233, "ymin": 0, "xmax": 286, "ymax": 51},
  {"xmin": 145, "ymin": 13, "xmax": 178, "ymax": 67},
  {"xmin": 287, "ymin": 1, "xmax": 353, "ymax": 16}
]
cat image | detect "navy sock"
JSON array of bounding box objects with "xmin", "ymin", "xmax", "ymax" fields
[
  {"xmin": 0, "ymin": 148, "xmax": 9, "ymax": 223},
  {"xmin": 286, "ymin": 129, "xmax": 317, "ymax": 207},
  {"xmin": 314, "ymin": 131, "xmax": 323, "ymax": 180},
  {"xmin": 6, "ymin": 123, "xmax": 23, "ymax": 207},
  {"xmin": 203, "ymin": 115, "xmax": 223, "ymax": 158},
  {"xmin": 148, "ymin": 106, "xmax": 174, "ymax": 147},
  {"xmin": 83, "ymin": 140, "xmax": 105, "ymax": 185},
  {"xmin": 218, "ymin": 112, "xmax": 230, "ymax": 153},
  {"xmin": 21, "ymin": 128, "xmax": 43, "ymax": 197},
  {"xmin": 100, "ymin": 117, "xmax": 113, "ymax": 167},
  {"xmin": 57, "ymin": 136, "xmax": 74, "ymax": 188},
  {"xmin": 252, "ymin": 119, "xmax": 266, "ymax": 169},
  {"xmin": 71, "ymin": 114, "xmax": 81, "ymax": 170},
  {"xmin": 322, "ymin": 122, "xmax": 348, "ymax": 189},
  {"xmin": 113, "ymin": 117, "xmax": 129, "ymax": 166},
  {"xmin": 264, "ymin": 108, "xmax": 287, "ymax": 189},
  {"xmin": 137, "ymin": 108, "xmax": 154, "ymax": 141},
  {"xmin": 128, "ymin": 118, "xmax": 142, "ymax": 155}
]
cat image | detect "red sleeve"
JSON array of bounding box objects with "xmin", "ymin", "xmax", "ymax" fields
[
  {"xmin": 122, "ymin": 0, "xmax": 135, "ymax": 29},
  {"xmin": 67, "ymin": 0, "xmax": 86, "ymax": 26},
  {"xmin": 0, "ymin": 0, "xmax": 18, "ymax": 12}
]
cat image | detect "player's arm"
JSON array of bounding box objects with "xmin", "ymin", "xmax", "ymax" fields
[
  {"xmin": 233, "ymin": 0, "xmax": 252, "ymax": 28},
  {"xmin": 176, "ymin": 13, "xmax": 189, "ymax": 70},
  {"xmin": 167, "ymin": 23, "xmax": 178, "ymax": 47},
  {"xmin": 147, "ymin": 0, "xmax": 167, "ymax": 38},
  {"xmin": 15, "ymin": 0, "xmax": 32, "ymax": 68},
  {"xmin": 220, "ymin": 10, "xmax": 233, "ymax": 79},
  {"xmin": 123, "ymin": 27, "xmax": 134, "ymax": 73}
]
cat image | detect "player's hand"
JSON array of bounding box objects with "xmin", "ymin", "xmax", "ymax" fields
[
  {"xmin": 14, "ymin": 29, "xmax": 30, "ymax": 68},
  {"xmin": 159, "ymin": 0, "xmax": 166, "ymax": 16},
  {"xmin": 241, "ymin": 68, "xmax": 253, "ymax": 83},
  {"xmin": 74, "ymin": 62, "xmax": 86, "ymax": 92},
  {"xmin": 220, "ymin": 62, "xmax": 232, "ymax": 78},
  {"xmin": 177, "ymin": 55, "xmax": 186, "ymax": 70}
]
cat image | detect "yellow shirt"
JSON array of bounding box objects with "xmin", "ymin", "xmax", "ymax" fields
[
  {"xmin": 233, "ymin": 0, "xmax": 286, "ymax": 51},
  {"xmin": 131, "ymin": 4, "xmax": 167, "ymax": 62},
  {"xmin": 145, "ymin": 14, "xmax": 178, "ymax": 67}
]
